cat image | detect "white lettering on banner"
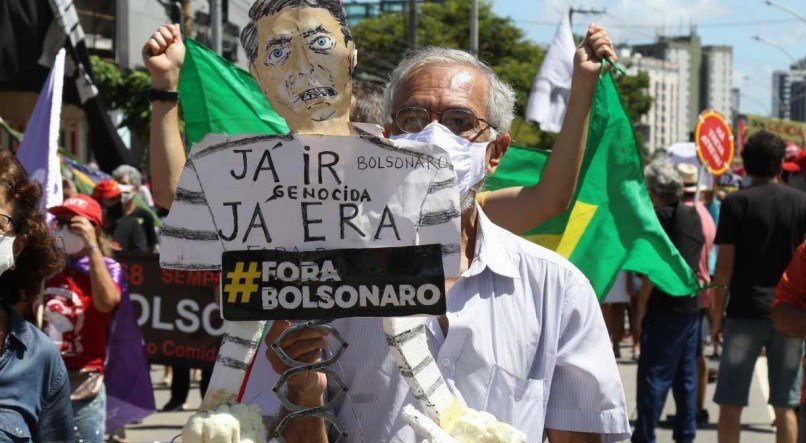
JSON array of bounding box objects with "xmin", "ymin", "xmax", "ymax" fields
[
  {"xmin": 176, "ymin": 299, "xmax": 201, "ymax": 333},
  {"xmin": 260, "ymin": 283, "xmax": 441, "ymax": 311},
  {"xmin": 152, "ymin": 297, "xmax": 174, "ymax": 331},
  {"xmin": 130, "ymin": 293, "xmax": 222, "ymax": 336},
  {"xmin": 262, "ymin": 260, "xmax": 341, "ymax": 282},
  {"xmin": 131, "ymin": 293, "xmax": 148, "ymax": 325}
]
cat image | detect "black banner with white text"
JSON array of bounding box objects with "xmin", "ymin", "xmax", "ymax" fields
[
  {"xmin": 116, "ymin": 252, "xmax": 222, "ymax": 370},
  {"xmin": 220, "ymin": 245, "xmax": 446, "ymax": 321}
]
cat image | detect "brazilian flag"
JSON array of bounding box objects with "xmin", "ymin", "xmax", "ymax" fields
[
  {"xmin": 486, "ymin": 70, "xmax": 699, "ymax": 298},
  {"xmin": 178, "ymin": 40, "xmax": 699, "ymax": 299}
]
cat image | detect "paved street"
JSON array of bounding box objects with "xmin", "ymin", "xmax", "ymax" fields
[{"xmin": 127, "ymin": 346, "xmax": 779, "ymax": 442}]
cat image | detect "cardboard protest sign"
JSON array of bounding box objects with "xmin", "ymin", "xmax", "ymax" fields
[
  {"xmin": 160, "ymin": 131, "xmax": 460, "ymax": 276},
  {"xmin": 118, "ymin": 252, "xmax": 223, "ymax": 370},
  {"xmin": 695, "ymin": 110, "xmax": 734, "ymax": 176},
  {"xmin": 162, "ymin": 130, "xmax": 462, "ymax": 411}
]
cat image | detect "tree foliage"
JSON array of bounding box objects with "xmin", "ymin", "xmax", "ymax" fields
[
  {"xmin": 352, "ymin": 0, "xmax": 543, "ymax": 115},
  {"xmin": 90, "ymin": 56, "xmax": 152, "ymax": 143},
  {"xmin": 615, "ymin": 71, "xmax": 653, "ymax": 123},
  {"xmin": 352, "ymin": 0, "xmax": 652, "ymax": 150}
]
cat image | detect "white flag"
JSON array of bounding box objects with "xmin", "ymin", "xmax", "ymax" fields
[{"xmin": 524, "ymin": 14, "xmax": 575, "ymax": 133}]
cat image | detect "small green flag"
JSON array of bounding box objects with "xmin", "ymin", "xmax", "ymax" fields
[
  {"xmin": 486, "ymin": 70, "xmax": 699, "ymax": 298},
  {"xmin": 179, "ymin": 39, "xmax": 289, "ymax": 147}
]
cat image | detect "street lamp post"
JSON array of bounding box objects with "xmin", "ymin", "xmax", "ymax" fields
[
  {"xmin": 762, "ymin": 0, "xmax": 806, "ymax": 26},
  {"xmin": 752, "ymin": 35, "xmax": 797, "ymax": 62}
]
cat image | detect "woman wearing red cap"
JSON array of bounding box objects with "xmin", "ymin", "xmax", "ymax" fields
[
  {"xmin": 42, "ymin": 193, "xmax": 123, "ymax": 442},
  {"xmin": 0, "ymin": 149, "xmax": 75, "ymax": 440}
]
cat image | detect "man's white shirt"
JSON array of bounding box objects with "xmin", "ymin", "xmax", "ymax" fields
[{"xmin": 244, "ymin": 206, "xmax": 631, "ymax": 442}]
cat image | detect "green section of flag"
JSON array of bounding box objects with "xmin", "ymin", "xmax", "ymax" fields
[
  {"xmin": 179, "ymin": 39, "xmax": 289, "ymax": 147},
  {"xmin": 486, "ymin": 70, "xmax": 699, "ymax": 299}
]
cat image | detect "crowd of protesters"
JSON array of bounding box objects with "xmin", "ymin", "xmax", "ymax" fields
[
  {"xmin": 600, "ymin": 132, "xmax": 806, "ymax": 443},
  {"xmin": 0, "ymin": 14, "xmax": 804, "ymax": 443}
]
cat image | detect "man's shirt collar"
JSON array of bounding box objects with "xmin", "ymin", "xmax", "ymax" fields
[
  {"xmin": 4, "ymin": 304, "xmax": 30, "ymax": 349},
  {"xmin": 464, "ymin": 204, "xmax": 519, "ymax": 280}
]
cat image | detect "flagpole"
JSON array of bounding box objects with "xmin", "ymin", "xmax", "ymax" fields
[
  {"xmin": 569, "ymin": 7, "xmax": 607, "ymax": 42},
  {"xmin": 407, "ymin": 0, "xmax": 418, "ymax": 50},
  {"xmin": 470, "ymin": 0, "xmax": 479, "ymax": 55},
  {"xmin": 211, "ymin": 0, "xmax": 222, "ymax": 55}
]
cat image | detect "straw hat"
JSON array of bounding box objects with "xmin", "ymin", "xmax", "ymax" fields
[{"xmin": 676, "ymin": 163, "xmax": 706, "ymax": 193}]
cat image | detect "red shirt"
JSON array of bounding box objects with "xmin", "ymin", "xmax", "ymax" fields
[
  {"xmin": 42, "ymin": 259, "xmax": 121, "ymax": 373},
  {"xmin": 773, "ymin": 242, "xmax": 806, "ymax": 403}
]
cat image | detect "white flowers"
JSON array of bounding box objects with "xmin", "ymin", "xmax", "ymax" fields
[
  {"xmin": 402, "ymin": 401, "xmax": 527, "ymax": 443},
  {"xmin": 181, "ymin": 403, "xmax": 266, "ymax": 443}
]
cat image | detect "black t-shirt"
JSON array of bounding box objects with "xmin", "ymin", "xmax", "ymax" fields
[
  {"xmin": 715, "ymin": 182, "xmax": 806, "ymax": 318},
  {"xmin": 648, "ymin": 201, "xmax": 703, "ymax": 314},
  {"xmin": 111, "ymin": 215, "xmax": 148, "ymax": 252},
  {"xmin": 130, "ymin": 207, "xmax": 158, "ymax": 248}
]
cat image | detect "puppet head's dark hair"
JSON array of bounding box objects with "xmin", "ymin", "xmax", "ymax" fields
[{"xmin": 241, "ymin": 0, "xmax": 353, "ymax": 64}]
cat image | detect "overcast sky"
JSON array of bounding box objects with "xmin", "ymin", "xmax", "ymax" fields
[{"xmin": 490, "ymin": 0, "xmax": 805, "ymax": 117}]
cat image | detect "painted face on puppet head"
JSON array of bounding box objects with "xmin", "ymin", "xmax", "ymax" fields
[{"xmin": 250, "ymin": 6, "xmax": 355, "ymax": 130}]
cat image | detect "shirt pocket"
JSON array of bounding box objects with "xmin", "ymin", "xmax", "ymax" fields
[
  {"xmin": 0, "ymin": 410, "xmax": 32, "ymax": 442},
  {"xmin": 483, "ymin": 365, "xmax": 545, "ymax": 442}
]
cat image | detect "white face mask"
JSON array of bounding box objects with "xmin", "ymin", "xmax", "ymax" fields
[
  {"xmin": 391, "ymin": 122, "xmax": 495, "ymax": 199},
  {"xmin": 55, "ymin": 226, "xmax": 86, "ymax": 255},
  {"xmin": 0, "ymin": 235, "xmax": 15, "ymax": 276},
  {"xmin": 120, "ymin": 184, "xmax": 136, "ymax": 204}
]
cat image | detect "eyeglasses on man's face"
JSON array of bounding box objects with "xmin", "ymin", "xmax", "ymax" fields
[{"xmin": 394, "ymin": 107, "xmax": 494, "ymax": 139}]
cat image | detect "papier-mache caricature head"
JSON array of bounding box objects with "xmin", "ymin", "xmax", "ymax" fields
[{"xmin": 241, "ymin": 0, "xmax": 357, "ymax": 135}]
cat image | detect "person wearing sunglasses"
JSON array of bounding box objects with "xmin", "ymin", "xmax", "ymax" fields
[{"xmin": 0, "ymin": 148, "xmax": 74, "ymax": 441}]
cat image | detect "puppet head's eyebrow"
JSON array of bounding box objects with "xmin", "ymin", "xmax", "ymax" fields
[
  {"xmin": 302, "ymin": 25, "xmax": 328, "ymax": 38},
  {"xmin": 266, "ymin": 35, "xmax": 292, "ymax": 48}
]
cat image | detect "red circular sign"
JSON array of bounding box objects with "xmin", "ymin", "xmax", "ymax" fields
[{"xmin": 695, "ymin": 110, "xmax": 734, "ymax": 176}]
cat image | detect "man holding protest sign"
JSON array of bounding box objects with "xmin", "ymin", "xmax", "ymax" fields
[{"xmin": 145, "ymin": 0, "xmax": 628, "ymax": 440}]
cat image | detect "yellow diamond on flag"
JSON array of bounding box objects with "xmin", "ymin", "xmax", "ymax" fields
[{"xmin": 525, "ymin": 201, "xmax": 598, "ymax": 258}]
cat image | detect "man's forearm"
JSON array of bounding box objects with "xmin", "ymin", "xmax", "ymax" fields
[
  {"xmin": 277, "ymin": 390, "xmax": 328, "ymax": 442},
  {"xmin": 636, "ymin": 278, "xmax": 653, "ymax": 333},
  {"xmin": 535, "ymin": 75, "xmax": 596, "ymax": 214},
  {"xmin": 711, "ymin": 247, "xmax": 734, "ymax": 318},
  {"xmin": 481, "ymin": 76, "xmax": 595, "ymax": 234},
  {"xmin": 149, "ymin": 100, "xmax": 185, "ymax": 208},
  {"xmin": 546, "ymin": 428, "xmax": 601, "ymax": 443},
  {"xmin": 771, "ymin": 304, "xmax": 806, "ymax": 337}
]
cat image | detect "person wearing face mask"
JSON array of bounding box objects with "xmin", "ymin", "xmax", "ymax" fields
[
  {"xmin": 262, "ymin": 47, "xmax": 630, "ymax": 441},
  {"xmin": 112, "ymin": 165, "xmax": 159, "ymax": 253},
  {"xmin": 42, "ymin": 194, "xmax": 123, "ymax": 442},
  {"xmin": 0, "ymin": 149, "xmax": 75, "ymax": 441},
  {"xmin": 92, "ymin": 179, "xmax": 148, "ymax": 252}
]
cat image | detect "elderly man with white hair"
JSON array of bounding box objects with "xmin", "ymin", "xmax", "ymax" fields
[
  {"xmin": 110, "ymin": 165, "xmax": 159, "ymax": 252},
  {"xmin": 268, "ymin": 45, "xmax": 631, "ymax": 442},
  {"xmin": 634, "ymin": 155, "xmax": 704, "ymax": 443}
]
